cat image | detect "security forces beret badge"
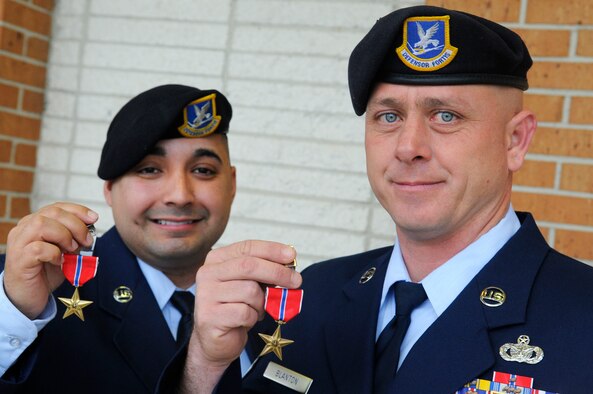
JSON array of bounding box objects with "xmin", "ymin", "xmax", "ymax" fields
[
  {"xmin": 396, "ymin": 15, "xmax": 458, "ymax": 72},
  {"xmin": 178, "ymin": 93, "xmax": 221, "ymax": 138}
]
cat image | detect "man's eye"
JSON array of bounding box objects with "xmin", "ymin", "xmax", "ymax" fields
[
  {"xmin": 137, "ymin": 167, "xmax": 160, "ymax": 174},
  {"xmin": 436, "ymin": 111, "xmax": 456, "ymax": 122},
  {"xmin": 381, "ymin": 113, "xmax": 399, "ymax": 123},
  {"xmin": 194, "ymin": 167, "xmax": 215, "ymax": 176}
]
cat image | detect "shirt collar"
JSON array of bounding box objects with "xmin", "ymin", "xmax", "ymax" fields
[
  {"xmin": 136, "ymin": 259, "xmax": 196, "ymax": 311},
  {"xmin": 382, "ymin": 206, "xmax": 520, "ymax": 316}
]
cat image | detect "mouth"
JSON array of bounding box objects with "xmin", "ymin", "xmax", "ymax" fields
[{"xmin": 153, "ymin": 219, "xmax": 199, "ymax": 226}]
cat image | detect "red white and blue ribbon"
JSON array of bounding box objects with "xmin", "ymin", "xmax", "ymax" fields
[
  {"xmin": 62, "ymin": 254, "xmax": 98, "ymax": 287},
  {"xmin": 264, "ymin": 287, "xmax": 303, "ymax": 323}
]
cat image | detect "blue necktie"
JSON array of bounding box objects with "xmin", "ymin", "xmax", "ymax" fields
[
  {"xmin": 170, "ymin": 291, "xmax": 195, "ymax": 346},
  {"xmin": 374, "ymin": 281, "xmax": 427, "ymax": 393}
]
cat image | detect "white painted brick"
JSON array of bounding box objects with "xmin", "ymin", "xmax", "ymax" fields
[
  {"xmin": 233, "ymin": 25, "xmax": 362, "ymax": 56},
  {"xmin": 37, "ymin": 145, "xmax": 70, "ymax": 171},
  {"xmin": 219, "ymin": 220, "xmax": 366, "ymax": 258},
  {"xmin": 79, "ymin": 68, "xmax": 223, "ymax": 96},
  {"xmin": 67, "ymin": 175, "xmax": 105, "ymax": 202},
  {"xmin": 40, "ymin": 117, "xmax": 73, "ymax": 144},
  {"xmin": 47, "ymin": 65, "xmax": 79, "ymax": 91},
  {"xmin": 74, "ymin": 121, "xmax": 109, "ymax": 148},
  {"xmin": 231, "ymin": 107, "xmax": 364, "ymax": 144},
  {"xmin": 229, "ymin": 53, "xmax": 348, "ymax": 85},
  {"xmin": 76, "ymin": 95, "xmax": 129, "ymax": 122},
  {"xmin": 48, "ymin": 41, "xmax": 81, "ymax": 66},
  {"xmin": 236, "ymin": 0, "xmax": 391, "ymax": 28},
  {"xmin": 44, "ymin": 91, "xmax": 77, "ymax": 118},
  {"xmin": 232, "ymin": 192, "xmax": 369, "ymax": 231},
  {"xmin": 54, "ymin": 0, "xmax": 87, "ymax": 16},
  {"xmin": 368, "ymin": 237, "xmax": 395, "ymax": 251},
  {"xmin": 236, "ymin": 162, "xmax": 371, "ymax": 202},
  {"xmin": 82, "ymin": 43, "xmax": 225, "ymax": 75},
  {"xmin": 229, "ymin": 134, "xmax": 365, "ymax": 173},
  {"xmin": 33, "ymin": 173, "xmax": 67, "ymax": 199},
  {"xmin": 87, "ymin": 17, "xmax": 228, "ymax": 49},
  {"xmin": 370, "ymin": 205, "xmax": 395, "ymax": 236},
  {"xmin": 90, "ymin": 0, "xmax": 231, "ymax": 22},
  {"xmin": 70, "ymin": 148, "xmax": 101, "ymax": 174},
  {"xmin": 52, "ymin": 15, "xmax": 84, "ymax": 40},
  {"xmin": 228, "ymin": 80, "xmax": 352, "ymax": 114}
]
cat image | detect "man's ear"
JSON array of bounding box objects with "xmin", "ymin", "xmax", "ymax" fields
[
  {"xmin": 103, "ymin": 181, "xmax": 114, "ymax": 206},
  {"xmin": 507, "ymin": 109, "xmax": 537, "ymax": 172}
]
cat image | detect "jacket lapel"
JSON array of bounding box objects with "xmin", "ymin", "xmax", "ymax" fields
[
  {"xmin": 94, "ymin": 228, "xmax": 178, "ymax": 391},
  {"xmin": 324, "ymin": 248, "xmax": 391, "ymax": 394},
  {"xmin": 391, "ymin": 212, "xmax": 550, "ymax": 392}
]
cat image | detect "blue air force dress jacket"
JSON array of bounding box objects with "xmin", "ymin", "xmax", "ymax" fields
[
  {"xmin": 0, "ymin": 227, "xmax": 179, "ymax": 394},
  {"xmin": 236, "ymin": 212, "xmax": 593, "ymax": 393}
]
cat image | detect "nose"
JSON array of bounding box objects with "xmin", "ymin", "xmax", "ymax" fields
[
  {"xmin": 162, "ymin": 169, "xmax": 194, "ymax": 207},
  {"xmin": 394, "ymin": 116, "xmax": 432, "ymax": 164}
]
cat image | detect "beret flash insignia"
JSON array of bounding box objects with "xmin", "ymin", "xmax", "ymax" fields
[
  {"xmin": 396, "ymin": 15, "xmax": 458, "ymax": 72},
  {"xmin": 178, "ymin": 93, "xmax": 222, "ymax": 138}
]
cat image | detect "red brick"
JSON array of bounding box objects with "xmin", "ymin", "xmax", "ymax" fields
[
  {"xmin": 512, "ymin": 192, "xmax": 593, "ymax": 226},
  {"xmin": 0, "ymin": 195, "xmax": 6, "ymax": 217},
  {"xmin": 0, "ymin": 25, "xmax": 24, "ymax": 54},
  {"xmin": 560, "ymin": 163, "xmax": 593, "ymax": 194},
  {"xmin": 514, "ymin": 160, "xmax": 556, "ymax": 188},
  {"xmin": 33, "ymin": 0, "xmax": 55, "ymax": 11},
  {"xmin": 570, "ymin": 96, "xmax": 593, "ymax": 125},
  {"xmin": 577, "ymin": 30, "xmax": 593, "ymax": 57},
  {"xmin": 26, "ymin": 36, "xmax": 49, "ymax": 62},
  {"xmin": 10, "ymin": 196, "xmax": 30, "ymax": 218},
  {"xmin": 0, "ymin": 168, "xmax": 34, "ymax": 192},
  {"xmin": 425, "ymin": 0, "xmax": 521, "ymax": 22},
  {"xmin": 0, "ymin": 221, "xmax": 17, "ymax": 245},
  {"xmin": 514, "ymin": 29, "xmax": 570, "ymax": 57},
  {"xmin": 524, "ymin": 94, "xmax": 563, "ymax": 123},
  {"xmin": 0, "ymin": 112, "xmax": 41, "ymax": 140},
  {"xmin": 0, "ymin": 54, "xmax": 46, "ymax": 87},
  {"xmin": 530, "ymin": 127, "xmax": 593, "ymax": 159},
  {"xmin": 526, "ymin": 0, "xmax": 593, "ymax": 24},
  {"xmin": 555, "ymin": 229, "xmax": 593, "ymax": 261},
  {"xmin": 2, "ymin": 0, "xmax": 52, "ymax": 36},
  {"xmin": 0, "ymin": 139, "xmax": 11, "ymax": 162},
  {"xmin": 0, "ymin": 82, "xmax": 19, "ymax": 108},
  {"xmin": 529, "ymin": 62, "xmax": 593, "ymax": 90},
  {"xmin": 23, "ymin": 89, "xmax": 44, "ymax": 113},
  {"xmin": 14, "ymin": 143, "xmax": 36, "ymax": 167}
]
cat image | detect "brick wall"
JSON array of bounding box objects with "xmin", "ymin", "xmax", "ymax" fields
[
  {"xmin": 0, "ymin": 0, "xmax": 53, "ymax": 253},
  {"xmin": 428, "ymin": 0, "xmax": 593, "ymax": 263},
  {"xmin": 2, "ymin": 0, "xmax": 592, "ymax": 267}
]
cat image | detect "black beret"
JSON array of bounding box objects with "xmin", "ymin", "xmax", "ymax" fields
[
  {"xmin": 348, "ymin": 5, "xmax": 533, "ymax": 115},
  {"xmin": 98, "ymin": 84, "xmax": 232, "ymax": 180}
]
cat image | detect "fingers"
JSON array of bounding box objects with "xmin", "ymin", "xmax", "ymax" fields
[{"xmin": 204, "ymin": 240, "xmax": 302, "ymax": 289}]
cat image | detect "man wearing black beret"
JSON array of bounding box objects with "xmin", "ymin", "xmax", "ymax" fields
[
  {"xmin": 0, "ymin": 85, "xmax": 239, "ymax": 393},
  {"xmin": 162, "ymin": 6, "xmax": 593, "ymax": 394}
]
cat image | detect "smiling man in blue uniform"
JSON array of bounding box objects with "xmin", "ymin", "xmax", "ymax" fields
[
  {"xmin": 0, "ymin": 85, "xmax": 242, "ymax": 393},
  {"xmin": 160, "ymin": 6, "xmax": 593, "ymax": 394}
]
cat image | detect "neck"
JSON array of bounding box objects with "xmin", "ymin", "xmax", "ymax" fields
[{"xmin": 397, "ymin": 202, "xmax": 511, "ymax": 283}]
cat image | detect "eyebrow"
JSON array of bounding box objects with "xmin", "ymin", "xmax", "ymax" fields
[
  {"xmin": 148, "ymin": 146, "xmax": 223, "ymax": 164},
  {"xmin": 369, "ymin": 96, "xmax": 468, "ymax": 110}
]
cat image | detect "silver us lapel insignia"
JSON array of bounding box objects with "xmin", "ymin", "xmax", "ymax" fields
[{"xmin": 499, "ymin": 335, "xmax": 544, "ymax": 364}]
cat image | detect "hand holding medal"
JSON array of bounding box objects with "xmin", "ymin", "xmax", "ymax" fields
[{"xmin": 57, "ymin": 224, "xmax": 99, "ymax": 321}]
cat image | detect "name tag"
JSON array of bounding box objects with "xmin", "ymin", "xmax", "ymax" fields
[{"xmin": 263, "ymin": 361, "xmax": 313, "ymax": 393}]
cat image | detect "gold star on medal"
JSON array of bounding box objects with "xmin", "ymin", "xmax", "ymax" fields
[
  {"xmin": 258, "ymin": 325, "xmax": 294, "ymax": 361},
  {"xmin": 58, "ymin": 288, "xmax": 93, "ymax": 321}
]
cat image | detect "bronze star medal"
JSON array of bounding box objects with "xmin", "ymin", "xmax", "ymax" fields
[
  {"xmin": 59, "ymin": 225, "xmax": 99, "ymax": 321},
  {"xmin": 258, "ymin": 287, "xmax": 303, "ymax": 361},
  {"xmin": 58, "ymin": 287, "xmax": 93, "ymax": 321},
  {"xmin": 258, "ymin": 323, "xmax": 294, "ymax": 360}
]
